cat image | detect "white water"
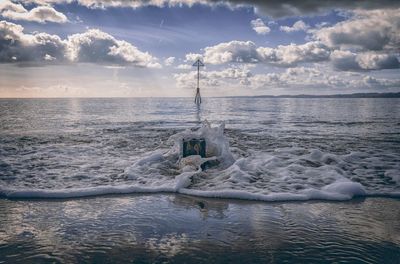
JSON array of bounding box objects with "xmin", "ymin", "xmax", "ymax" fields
[{"xmin": 0, "ymin": 98, "xmax": 399, "ymax": 201}]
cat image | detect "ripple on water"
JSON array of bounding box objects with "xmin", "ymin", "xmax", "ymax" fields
[{"xmin": 1, "ymin": 195, "xmax": 399, "ymax": 263}]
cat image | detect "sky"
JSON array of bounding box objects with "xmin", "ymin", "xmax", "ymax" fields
[{"xmin": 0, "ymin": 0, "xmax": 399, "ymax": 97}]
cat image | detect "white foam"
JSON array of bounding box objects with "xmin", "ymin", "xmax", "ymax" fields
[
  {"xmin": 1, "ymin": 122, "xmax": 399, "ymax": 201},
  {"xmin": 0, "ymin": 185, "xmax": 173, "ymax": 199},
  {"xmin": 168, "ymin": 120, "xmax": 235, "ymax": 168},
  {"xmin": 322, "ymin": 180, "xmax": 366, "ymax": 197}
]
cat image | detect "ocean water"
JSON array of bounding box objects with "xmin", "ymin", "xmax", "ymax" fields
[
  {"xmin": 0, "ymin": 97, "xmax": 399, "ymax": 200},
  {"xmin": 1, "ymin": 195, "xmax": 399, "ymax": 263}
]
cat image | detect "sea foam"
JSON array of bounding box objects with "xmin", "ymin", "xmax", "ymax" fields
[{"xmin": 1, "ymin": 122, "xmax": 398, "ymax": 201}]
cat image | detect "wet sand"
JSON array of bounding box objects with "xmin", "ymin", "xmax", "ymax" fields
[{"xmin": 0, "ymin": 195, "xmax": 399, "ymax": 263}]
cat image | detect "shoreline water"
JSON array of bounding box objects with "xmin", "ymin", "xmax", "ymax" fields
[
  {"xmin": 1, "ymin": 190, "xmax": 400, "ymax": 203},
  {"xmin": 1, "ymin": 97, "xmax": 399, "ymax": 262},
  {"xmin": 1, "ymin": 194, "xmax": 399, "ymax": 263},
  {"xmin": 2, "ymin": 186, "xmax": 400, "ymax": 201}
]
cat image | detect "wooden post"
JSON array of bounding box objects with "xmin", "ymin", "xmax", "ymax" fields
[{"xmin": 182, "ymin": 138, "xmax": 206, "ymax": 158}]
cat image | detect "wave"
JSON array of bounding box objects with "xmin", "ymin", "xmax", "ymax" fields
[
  {"xmin": 1, "ymin": 122, "xmax": 399, "ymax": 201},
  {"xmin": 1, "ymin": 181, "xmax": 399, "ymax": 201}
]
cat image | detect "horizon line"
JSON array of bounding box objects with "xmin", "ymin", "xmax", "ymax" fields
[{"xmin": 0, "ymin": 92, "xmax": 399, "ymax": 99}]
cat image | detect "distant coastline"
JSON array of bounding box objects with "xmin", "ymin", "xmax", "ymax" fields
[
  {"xmin": 250, "ymin": 92, "xmax": 400, "ymax": 99},
  {"xmin": 1, "ymin": 92, "xmax": 400, "ymax": 99}
]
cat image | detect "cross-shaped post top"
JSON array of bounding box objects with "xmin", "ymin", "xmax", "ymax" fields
[{"xmin": 192, "ymin": 59, "xmax": 204, "ymax": 67}]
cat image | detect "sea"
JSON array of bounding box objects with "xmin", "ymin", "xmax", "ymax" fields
[
  {"xmin": 0, "ymin": 97, "xmax": 400, "ymax": 263},
  {"xmin": 0, "ymin": 97, "xmax": 399, "ymax": 200}
]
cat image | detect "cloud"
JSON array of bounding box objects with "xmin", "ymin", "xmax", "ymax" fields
[
  {"xmin": 361, "ymin": 76, "xmax": 400, "ymax": 89},
  {"xmin": 190, "ymin": 37, "xmax": 398, "ymax": 71},
  {"xmin": 257, "ymin": 41, "xmax": 331, "ymax": 66},
  {"xmin": 330, "ymin": 50, "xmax": 399, "ymax": 71},
  {"xmin": 66, "ymin": 29, "xmax": 161, "ymax": 67},
  {"xmin": 247, "ymin": 66, "xmax": 327, "ymax": 89},
  {"xmin": 249, "ymin": 73, "xmax": 288, "ymax": 88},
  {"xmin": 184, "ymin": 53, "xmax": 203, "ymax": 62},
  {"xmin": 164, "ymin": 56, "xmax": 175, "ymax": 66},
  {"xmin": 0, "ymin": 20, "xmax": 160, "ymax": 67},
  {"xmin": 356, "ymin": 75, "xmax": 400, "ymax": 89},
  {"xmin": 314, "ymin": 9, "xmax": 400, "ymax": 51},
  {"xmin": 280, "ymin": 20, "xmax": 309, "ymax": 33},
  {"xmin": 21, "ymin": 0, "xmax": 400, "ymax": 18},
  {"xmin": 203, "ymin": 40, "xmax": 259, "ymax": 64},
  {"xmin": 356, "ymin": 52, "xmax": 399, "ymax": 70},
  {"xmin": 176, "ymin": 64, "xmax": 192, "ymax": 70},
  {"xmin": 250, "ymin": 18, "xmax": 270, "ymax": 35},
  {"xmin": 174, "ymin": 65, "xmax": 253, "ymax": 88},
  {"xmin": 0, "ymin": 20, "xmax": 66, "ymax": 63},
  {"xmin": 249, "ymin": 67, "xmax": 400, "ymax": 90},
  {"xmin": 0, "ymin": 1, "xmax": 26, "ymax": 13},
  {"xmin": 0, "ymin": 0, "xmax": 68, "ymax": 23},
  {"xmin": 174, "ymin": 62, "xmax": 400, "ymax": 92},
  {"xmin": 329, "ymin": 50, "xmax": 360, "ymax": 71},
  {"xmin": 198, "ymin": 40, "xmax": 330, "ymax": 67},
  {"xmin": 173, "ymin": 65, "xmax": 318, "ymax": 90},
  {"xmin": 238, "ymin": 0, "xmax": 400, "ymax": 18},
  {"xmin": 174, "ymin": 64, "xmax": 340, "ymax": 91},
  {"xmin": 285, "ymin": 66, "xmax": 322, "ymax": 77}
]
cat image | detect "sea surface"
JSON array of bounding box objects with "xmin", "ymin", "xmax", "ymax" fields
[
  {"xmin": 0, "ymin": 97, "xmax": 399, "ymax": 200},
  {"xmin": 1, "ymin": 97, "xmax": 400, "ymax": 263},
  {"xmin": 0, "ymin": 195, "xmax": 399, "ymax": 263}
]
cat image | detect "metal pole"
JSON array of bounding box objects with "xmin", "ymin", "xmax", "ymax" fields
[
  {"xmin": 193, "ymin": 59, "xmax": 203, "ymax": 105},
  {"xmin": 197, "ymin": 64, "xmax": 200, "ymax": 89}
]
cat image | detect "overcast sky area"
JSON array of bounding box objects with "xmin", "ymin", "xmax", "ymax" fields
[{"xmin": 0, "ymin": 0, "xmax": 399, "ymax": 97}]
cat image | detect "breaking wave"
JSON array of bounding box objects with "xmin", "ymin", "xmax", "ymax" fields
[{"xmin": 1, "ymin": 122, "xmax": 399, "ymax": 201}]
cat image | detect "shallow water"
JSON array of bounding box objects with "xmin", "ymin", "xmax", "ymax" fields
[
  {"xmin": 0, "ymin": 195, "xmax": 399, "ymax": 263},
  {"xmin": 0, "ymin": 98, "xmax": 399, "ymax": 200}
]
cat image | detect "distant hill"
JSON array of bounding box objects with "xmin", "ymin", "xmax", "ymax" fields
[{"xmin": 252, "ymin": 92, "xmax": 400, "ymax": 98}]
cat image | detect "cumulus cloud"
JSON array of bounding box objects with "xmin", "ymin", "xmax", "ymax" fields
[
  {"xmin": 330, "ymin": 50, "xmax": 399, "ymax": 71},
  {"xmin": 329, "ymin": 50, "xmax": 360, "ymax": 71},
  {"xmin": 189, "ymin": 37, "xmax": 399, "ymax": 71},
  {"xmin": 67, "ymin": 29, "xmax": 161, "ymax": 67},
  {"xmin": 247, "ymin": 66, "xmax": 328, "ymax": 89},
  {"xmin": 174, "ymin": 61, "xmax": 400, "ymax": 92},
  {"xmin": 0, "ymin": 20, "xmax": 160, "ymax": 67},
  {"xmin": 176, "ymin": 64, "xmax": 192, "ymax": 70},
  {"xmin": 164, "ymin": 56, "xmax": 175, "ymax": 66},
  {"xmin": 184, "ymin": 53, "xmax": 203, "ymax": 62},
  {"xmin": 314, "ymin": 9, "xmax": 400, "ymax": 51},
  {"xmin": 257, "ymin": 41, "xmax": 331, "ymax": 66},
  {"xmin": 0, "ymin": 0, "xmax": 68, "ymax": 23},
  {"xmin": 21, "ymin": 0, "xmax": 400, "ymax": 18},
  {"xmin": 198, "ymin": 40, "xmax": 330, "ymax": 67},
  {"xmin": 250, "ymin": 18, "xmax": 270, "ymax": 35},
  {"xmin": 310, "ymin": 9, "xmax": 400, "ymax": 71},
  {"xmin": 0, "ymin": 20, "xmax": 66, "ymax": 63},
  {"xmin": 249, "ymin": 73, "xmax": 288, "ymax": 88},
  {"xmin": 280, "ymin": 20, "xmax": 309, "ymax": 33},
  {"xmin": 174, "ymin": 65, "xmax": 322, "ymax": 90},
  {"xmin": 0, "ymin": 1, "xmax": 26, "ymax": 13},
  {"xmin": 174, "ymin": 65, "xmax": 253, "ymax": 88},
  {"xmin": 285, "ymin": 66, "xmax": 322, "ymax": 77},
  {"xmin": 360, "ymin": 76, "xmax": 400, "ymax": 89},
  {"xmin": 203, "ymin": 40, "xmax": 259, "ymax": 64},
  {"xmin": 356, "ymin": 52, "xmax": 399, "ymax": 70},
  {"xmin": 174, "ymin": 64, "xmax": 333, "ymax": 90}
]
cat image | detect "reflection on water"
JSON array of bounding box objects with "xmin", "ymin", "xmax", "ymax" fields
[
  {"xmin": 0, "ymin": 195, "xmax": 399, "ymax": 263},
  {"xmin": 171, "ymin": 194, "xmax": 229, "ymax": 219},
  {"xmin": 195, "ymin": 103, "xmax": 202, "ymax": 124}
]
